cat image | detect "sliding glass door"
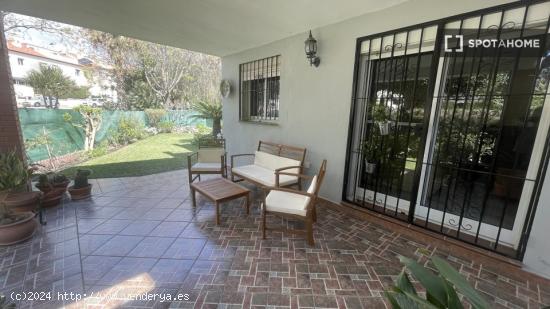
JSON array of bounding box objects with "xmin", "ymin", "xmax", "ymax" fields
[{"xmin": 345, "ymin": 26, "xmax": 438, "ymax": 219}]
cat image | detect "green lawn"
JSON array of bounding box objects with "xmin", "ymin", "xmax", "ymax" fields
[{"xmin": 62, "ymin": 133, "xmax": 197, "ymax": 178}]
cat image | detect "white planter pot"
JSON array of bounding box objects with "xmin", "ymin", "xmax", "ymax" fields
[{"xmin": 378, "ymin": 121, "xmax": 391, "ymax": 135}]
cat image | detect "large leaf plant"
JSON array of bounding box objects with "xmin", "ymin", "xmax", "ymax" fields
[{"xmin": 386, "ymin": 255, "xmax": 489, "ymax": 309}]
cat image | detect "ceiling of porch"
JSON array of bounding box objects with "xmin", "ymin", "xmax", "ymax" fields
[{"xmin": 0, "ymin": 0, "xmax": 408, "ymax": 56}]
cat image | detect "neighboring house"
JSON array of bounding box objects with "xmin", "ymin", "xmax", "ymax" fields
[{"xmin": 7, "ymin": 39, "xmax": 117, "ymax": 103}]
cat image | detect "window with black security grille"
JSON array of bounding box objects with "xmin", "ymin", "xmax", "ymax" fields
[{"xmin": 239, "ymin": 55, "xmax": 280, "ymax": 122}]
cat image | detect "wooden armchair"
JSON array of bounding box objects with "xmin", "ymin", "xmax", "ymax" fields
[
  {"xmin": 261, "ymin": 160, "xmax": 327, "ymax": 245},
  {"xmin": 187, "ymin": 138, "xmax": 227, "ymax": 183}
]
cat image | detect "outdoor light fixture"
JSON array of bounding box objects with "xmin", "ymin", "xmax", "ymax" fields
[{"xmin": 304, "ymin": 30, "xmax": 320, "ymax": 67}]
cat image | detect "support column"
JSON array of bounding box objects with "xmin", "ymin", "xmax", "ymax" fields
[{"xmin": 0, "ymin": 16, "xmax": 25, "ymax": 160}]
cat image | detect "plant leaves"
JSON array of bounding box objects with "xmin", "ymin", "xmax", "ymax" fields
[
  {"xmin": 432, "ymin": 256, "xmax": 489, "ymax": 309},
  {"xmin": 396, "ymin": 269, "xmax": 417, "ymax": 295},
  {"xmin": 443, "ymin": 279, "xmax": 464, "ymax": 309},
  {"xmin": 399, "ymin": 256, "xmax": 448, "ymax": 307},
  {"xmin": 385, "ymin": 291, "xmax": 420, "ymax": 309},
  {"xmin": 402, "ymin": 291, "xmax": 442, "ymax": 309}
]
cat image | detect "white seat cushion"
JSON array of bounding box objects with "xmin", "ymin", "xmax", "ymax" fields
[
  {"xmin": 232, "ymin": 164, "xmax": 298, "ymax": 187},
  {"xmin": 191, "ymin": 162, "xmax": 222, "ymax": 172},
  {"xmin": 265, "ymin": 190, "xmax": 309, "ymax": 216}
]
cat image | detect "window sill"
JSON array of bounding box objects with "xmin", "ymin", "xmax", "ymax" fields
[{"xmin": 239, "ymin": 120, "xmax": 279, "ymax": 126}]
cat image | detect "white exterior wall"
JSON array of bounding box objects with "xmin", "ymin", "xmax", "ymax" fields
[
  {"xmin": 523, "ymin": 170, "xmax": 550, "ymax": 278},
  {"xmin": 9, "ymin": 51, "xmax": 88, "ymax": 88},
  {"xmin": 222, "ymin": 0, "xmax": 550, "ymax": 278},
  {"xmin": 8, "ymin": 50, "xmax": 117, "ymax": 101}
]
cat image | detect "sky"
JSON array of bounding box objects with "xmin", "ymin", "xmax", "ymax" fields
[{"xmin": 6, "ymin": 12, "xmax": 89, "ymax": 56}]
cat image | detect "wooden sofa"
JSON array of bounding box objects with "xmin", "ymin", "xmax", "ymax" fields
[{"xmin": 231, "ymin": 141, "xmax": 307, "ymax": 189}]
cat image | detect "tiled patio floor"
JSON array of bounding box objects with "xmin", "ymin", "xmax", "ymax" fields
[{"xmin": 1, "ymin": 170, "xmax": 549, "ymax": 309}]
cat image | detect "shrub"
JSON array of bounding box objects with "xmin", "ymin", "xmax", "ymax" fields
[
  {"xmin": 192, "ymin": 124, "xmax": 213, "ymax": 145},
  {"xmin": 88, "ymin": 141, "xmax": 108, "ymax": 158},
  {"xmin": 111, "ymin": 115, "xmax": 146, "ymax": 145},
  {"xmin": 145, "ymin": 109, "xmax": 167, "ymax": 128},
  {"xmin": 157, "ymin": 121, "xmax": 175, "ymax": 133}
]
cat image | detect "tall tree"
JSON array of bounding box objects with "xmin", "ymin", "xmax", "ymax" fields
[
  {"xmin": 25, "ymin": 65, "xmax": 76, "ymax": 108},
  {"xmin": 2, "ymin": 12, "xmax": 81, "ymax": 47},
  {"xmin": 141, "ymin": 44, "xmax": 189, "ymax": 108},
  {"xmin": 84, "ymin": 30, "xmax": 220, "ymax": 110}
]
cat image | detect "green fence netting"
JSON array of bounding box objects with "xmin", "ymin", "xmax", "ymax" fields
[{"xmin": 19, "ymin": 109, "xmax": 210, "ymax": 162}]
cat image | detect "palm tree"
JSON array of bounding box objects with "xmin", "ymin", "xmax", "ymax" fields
[
  {"xmin": 25, "ymin": 65, "xmax": 75, "ymax": 108},
  {"xmin": 191, "ymin": 100, "xmax": 222, "ymax": 137}
]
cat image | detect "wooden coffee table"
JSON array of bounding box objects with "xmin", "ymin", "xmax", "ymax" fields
[{"xmin": 190, "ymin": 178, "xmax": 251, "ymax": 225}]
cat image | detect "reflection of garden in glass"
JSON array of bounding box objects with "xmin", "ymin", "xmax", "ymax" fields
[
  {"xmin": 424, "ymin": 50, "xmax": 549, "ymax": 229},
  {"xmin": 360, "ymin": 53, "xmax": 433, "ymax": 203}
]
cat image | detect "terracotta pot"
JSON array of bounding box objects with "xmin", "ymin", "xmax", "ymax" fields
[
  {"xmin": 0, "ymin": 213, "xmax": 37, "ymax": 245},
  {"xmin": 42, "ymin": 187, "xmax": 66, "ymax": 208},
  {"xmin": 5, "ymin": 191, "xmax": 41, "ymax": 213},
  {"xmin": 68, "ymin": 184, "xmax": 92, "ymax": 200},
  {"xmin": 36, "ymin": 180, "xmax": 70, "ymax": 193}
]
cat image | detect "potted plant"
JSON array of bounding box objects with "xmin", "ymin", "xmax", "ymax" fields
[
  {"xmin": 68, "ymin": 169, "xmax": 92, "ymax": 200},
  {"xmin": 385, "ymin": 255, "xmax": 489, "ymax": 309},
  {"xmin": 34, "ymin": 173, "xmax": 68, "ymax": 208},
  {"xmin": 52, "ymin": 173, "xmax": 70, "ymax": 189},
  {"xmin": 0, "ymin": 295, "xmax": 15, "ymax": 309},
  {"xmin": 373, "ymin": 104, "xmax": 392, "ymax": 136},
  {"xmin": 0, "ymin": 151, "xmax": 38, "ymax": 245},
  {"xmin": 361, "ymin": 140, "xmax": 378, "ymax": 174},
  {"xmin": 36, "ymin": 173, "xmax": 70, "ymax": 192}
]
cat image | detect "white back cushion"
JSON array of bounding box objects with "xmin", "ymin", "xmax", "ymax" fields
[
  {"xmin": 307, "ymin": 175, "xmax": 318, "ymax": 195},
  {"xmin": 198, "ymin": 148, "xmax": 224, "ymax": 163},
  {"xmin": 254, "ymin": 151, "xmax": 301, "ymax": 173}
]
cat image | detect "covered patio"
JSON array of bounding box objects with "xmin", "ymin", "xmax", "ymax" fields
[
  {"xmin": 1, "ymin": 171, "xmax": 548, "ymax": 308},
  {"xmin": 2, "ymin": 0, "xmax": 550, "ymax": 308}
]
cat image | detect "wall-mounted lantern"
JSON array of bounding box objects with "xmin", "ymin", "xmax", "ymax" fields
[{"xmin": 304, "ymin": 30, "xmax": 320, "ymax": 67}]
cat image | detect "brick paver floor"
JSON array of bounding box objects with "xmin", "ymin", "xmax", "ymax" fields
[{"xmin": 1, "ymin": 170, "xmax": 549, "ymax": 308}]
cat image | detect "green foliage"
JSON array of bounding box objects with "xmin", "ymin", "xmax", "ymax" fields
[
  {"xmin": 73, "ymin": 169, "xmax": 91, "ymax": 189},
  {"xmin": 157, "ymin": 120, "xmax": 175, "ymax": 133},
  {"xmin": 64, "ymin": 106, "xmax": 103, "ymax": 151},
  {"xmin": 60, "ymin": 85, "xmax": 90, "ymax": 99},
  {"xmin": 0, "ymin": 151, "xmax": 33, "ymax": 225},
  {"xmin": 192, "ymin": 123, "xmax": 213, "ymax": 145},
  {"xmin": 110, "ymin": 115, "xmax": 146, "ymax": 145},
  {"xmin": 25, "ymin": 65, "xmax": 76, "ymax": 107},
  {"xmin": 0, "ymin": 151, "xmax": 31, "ymax": 192},
  {"xmin": 88, "ymin": 141, "xmax": 108, "ymax": 158},
  {"xmin": 36, "ymin": 172, "xmax": 68, "ymax": 188},
  {"xmin": 0, "ymin": 294, "xmax": 16, "ymax": 309},
  {"xmin": 145, "ymin": 109, "xmax": 167, "ymax": 127},
  {"xmin": 191, "ymin": 101, "xmax": 222, "ymax": 136},
  {"xmin": 125, "ymin": 74, "xmax": 161, "ymax": 110},
  {"xmin": 385, "ymin": 256, "xmax": 489, "ymax": 309}
]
